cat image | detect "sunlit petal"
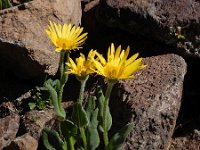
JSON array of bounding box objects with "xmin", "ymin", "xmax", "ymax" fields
[
  {"xmin": 65, "ymin": 50, "xmax": 96, "ymax": 77},
  {"xmin": 126, "ymin": 53, "xmax": 139, "ymax": 66},
  {"xmin": 45, "ymin": 21, "xmax": 88, "ymax": 52},
  {"xmin": 94, "ymin": 43, "xmax": 147, "ymax": 81}
]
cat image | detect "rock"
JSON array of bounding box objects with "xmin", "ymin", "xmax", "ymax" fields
[
  {"xmin": 169, "ymin": 129, "xmax": 200, "ymax": 150},
  {"xmin": 0, "ymin": 0, "xmax": 82, "ymax": 79},
  {"xmin": 0, "ymin": 114, "xmax": 20, "ymax": 149},
  {"xmin": 4, "ymin": 133, "xmax": 38, "ymax": 150},
  {"xmin": 96, "ymin": 0, "xmax": 200, "ymax": 58},
  {"xmin": 110, "ymin": 54, "xmax": 187, "ymax": 149},
  {"xmin": 0, "ymin": 101, "xmax": 17, "ymax": 118},
  {"xmin": 82, "ymin": 0, "xmax": 100, "ymax": 12},
  {"xmin": 22, "ymin": 101, "xmax": 74, "ymax": 140},
  {"xmin": 23, "ymin": 109, "xmax": 56, "ymax": 140}
]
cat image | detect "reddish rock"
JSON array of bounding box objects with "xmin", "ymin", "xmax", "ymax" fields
[
  {"xmin": 4, "ymin": 133, "xmax": 38, "ymax": 150},
  {"xmin": 23, "ymin": 109, "xmax": 55, "ymax": 140},
  {"xmin": 170, "ymin": 129, "xmax": 200, "ymax": 150},
  {"xmin": 96, "ymin": 0, "xmax": 200, "ymax": 58},
  {"xmin": 0, "ymin": 0, "xmax": 82, "ymax": 79},
  {"xmin": 0, "ymin": 114, "xmax": 20, "ymax": 149},
  {"xmin": 110, "ymin": 54, "xmax": 187, "ymax": 149}
]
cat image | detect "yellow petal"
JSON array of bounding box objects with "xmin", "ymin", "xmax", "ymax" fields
[
  {"xmin": 65, "ymin": 23, "xmax": 72, "ymax": 38},
  {"xmin": 126, "ymin": 53, "xmax": 139, "ymax": 66},
  {"xmin": 123, "ymin": 58, "xmax": 143, "ymax": 77},
  {"xmin": 95, "ymin": 51, "xmax": 106, "ymax": 65},
  {"xmin": 114, "ymin": 45, "xmax": 121, "ymax": 62},
  {"xmin": 93, "ymin": 60, "xmax": 104, "ymax": 74},
  {"xmin": 74, "ymin": 33, "xmax": 88, "ymax": 43},
  {"xmin": 110, "ymin": 43, "xmax": 115, "ymax": 60},
  {"xmin": 54, "ymin": 22, "xmax": 62, "ymax": 37},
  {"xmin": 55, "ymin": 47, "xmax": 62, "ymax": 52},
  {"xmin": 68, "ymin": 57, "xmax": 77, "ymax": 70}
]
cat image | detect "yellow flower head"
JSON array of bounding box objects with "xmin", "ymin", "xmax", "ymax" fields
[
  {"xmin": 46, "ymin": 21, "xmax": 88, "ymax": 52},
  {"xmin": 93, "ymin": 43, "xmax": 147, "ymax": 82},
  {"xmin": 66, "ymin": 50, "xmax": 96, "ymax": 78}
]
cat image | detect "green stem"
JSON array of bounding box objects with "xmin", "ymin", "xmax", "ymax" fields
[
  {"xmin": 67, "ymin": 135, "xmax": 75, "ymax": 150},
  {"xmin": 59, "ymin": 52, "xmax": 65, "ymax": 82},
  {"xmin": 57, "ymin": 83, "xmax": 66, "ymax": 121},
  {"xmin": 59, "ymin": 52, "xmax": 69, "ymax": 84},
  {"xmin": 58, "ymin": 52, "xmax": 65, "ymax": 104},
  {"xmin": 80, "ymin": 127, "xmax": 87, "ymax": 150},
  {"xmin": 58, "ymin": 52, "xmax": 70, "ymax": 107},
  {"xmin": 59, "ymin": 122, "xmax": 74, "ymax": 150},
  {"xmin": 64, "ymin": 53, "xmax": 69, "ymax": 83},
  {"xmin": 78, "ymin": 76, "xmax": 89, "ymax": 104},
  {"xmin": 57, "ymin": 52, "xmax": 69, "ymax": 120},
  {"xmin": 58, "ymin": 84, "xmax": 65, "ymax": 105},
  {"xmin": 102, "ymin": 82, "xmax": 114, "ymax": 147}
]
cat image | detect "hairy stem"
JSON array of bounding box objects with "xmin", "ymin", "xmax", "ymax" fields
[
  {"xmin": 78, "ymin": 76, "xmax": 89, "ymax": 104},
  {"xmin": 80, "ymin": 127, "xmax": 87, "ymax": 150},
  {"xmin": 102, "ymin": 82, "xmax": 114, "ymax": 147}
]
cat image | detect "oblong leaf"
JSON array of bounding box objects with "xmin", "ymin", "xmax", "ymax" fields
[
  {"xmin": 72, "ymin": 103, "xmax": 89, "ymax": 127},
  {"xmin": 97, "ymin": 87, "xmax": 112, "ymax": 132},
  {"xmin": 87, "ymin": 108, "xmax": 100, "ymax": 150},
  {"xmin": 106, "ymin": 123, "xmax": 134, "ymax": 150},
  {"xmin": 60, "ymin": 120, "xmax": 78, "ymax": 138},
  {"xmin": 86, "ymin": 96, "xmax": 96, "ymax": 120},
  {"xmin": 42, "ymin": 128, "xmax": 64, "ymax": 150}
]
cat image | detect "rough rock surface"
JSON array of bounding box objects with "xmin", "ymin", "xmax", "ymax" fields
[
  {"xmin": 23, "ymin": 109, "xmax": 55, "ymax": 140},
  {"xmin": 96, "ymin": 0, "xmax": 200, "ymax": 58},
  {"xmin": 4, "ymin": 133, "xmax": 38, "ymax": 150},
  {"xmin": 110, "ymin": 54, "xmax": 187, "ymax": 150},
  {"xmin": 0, "ymin": 0, "xmax": 82, "ymax": 79},
  {"xmin": 0, "ymin": 114, "xmax": 20, "ymax": 149},
  {"xmin": 170, "ymin": 129, "xmax": 200, "ymax": 150}
]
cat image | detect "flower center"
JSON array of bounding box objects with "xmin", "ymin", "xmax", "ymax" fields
[
  {"xmin": 104, "ymin": 64, "xmax": 118, "ymax": 79},
  {"xmin": 57, "ymin": 38, "xmax": 74, "ymax": 49}
]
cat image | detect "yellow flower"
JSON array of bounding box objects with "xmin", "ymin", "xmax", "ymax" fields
[
  {"xmin": 93, "ymin": 43, "xmax": 147, "ymax": 82},
  {"xmin": 66, "ymin": 50, "xmax": 96, "ymax": 78},
  {"xmin": 46, "ymin": 21, "xmax": 88, "ymax": 52}
]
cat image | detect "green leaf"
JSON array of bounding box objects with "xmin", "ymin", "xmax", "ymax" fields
[
  {"xmin": 60, "ymin": 120, "xmax": 77, "ymax": 150},
  {"xmin": 1, "ymin": 0, "xmax": 12, "ymax": 9},
  {"xmin": 5, "ymin": 0, "xmax": 12, "ymax": 8},
  {"xmin": 62, "ymin": 141, "xmax": 68, "ymax": 150},
  {"xmin": 44, "ymin": 81, "xmax": 66, "ymax": 120},
  {"xmin": 60, "ymin": 120, "xmax": 78, "ymax": 138},
  {"xmin": 105, "ymin": 106, "xmax": 112, "ymax": 132},
  {"xmin": 53, "ymin": 79, "xmax": 61, "ymax": 93},
  {"xmin": 97, "ymin": 87, "xmax": 112, "ymax": 132},
  {"xmin": 85, "ymin": 96, "xmax": 100, "ymax": 150},
  {"xmin": 28, "ymin": 102, "xmax": 36, "ymax": 110},
  {"xmin": 42, "ymin": 128, "xmax": 64, "ymax": 150},
  {"xmin": 72, "ymin": 103, "xmax": 89, "ymax": 127},
  {"xmin": 37, "ymin": 100, "xmax": 48, "ymax": 110},
  {"xmin": 87, "ymin": 108, "xmax": 100, "ymax": 150},
  {"xmin": 86, "ymin": 96, "xmax": 96, "ymax": 120},
  {"xmin": 106, "ymin": 123, "xmax": 134, "ymax": 150},
  {"xmin": 0, "ymin": 0, "xmax": 2, "ymax": 10}
]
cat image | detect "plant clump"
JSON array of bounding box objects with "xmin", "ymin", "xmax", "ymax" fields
[{"xmin": 36, "ymin": 21, "xmax": 147, "ymax": 150}]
